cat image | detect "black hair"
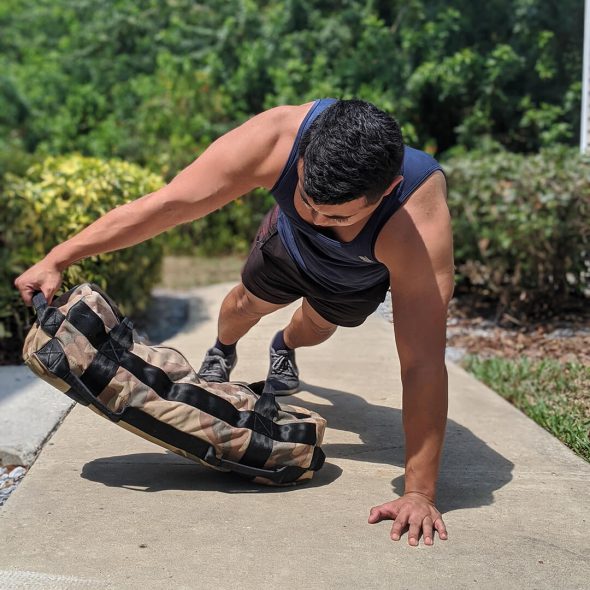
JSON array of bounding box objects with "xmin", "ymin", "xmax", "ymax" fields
[{"xmin": 297, "ymin": 99, "xmax": 404, "ymax": 205}]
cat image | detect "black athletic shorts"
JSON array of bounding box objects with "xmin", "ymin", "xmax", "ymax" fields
[{"xmin": 241, "ymin": 207, "xmax": 390, "ymax": 327}]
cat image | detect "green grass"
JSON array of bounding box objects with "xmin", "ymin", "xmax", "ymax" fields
[{"xmin": 462, "ymin": 356, "xmax": 590, "ymax": 462}]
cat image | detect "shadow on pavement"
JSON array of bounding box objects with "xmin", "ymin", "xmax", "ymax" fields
[
  {"xmin": 80, "ymin": 379, "xmax": 512, "ymax": 510},
  {"xmin": 81, "ymin": 452, "xmax": 342, "ymax": 493},
  {"xmin": 295, "ymin": 381, "xmax": 514, "ymax": 514},
  {"xmin": 132, "ymin": 292, "xmax": 210, "ymax": 344}
]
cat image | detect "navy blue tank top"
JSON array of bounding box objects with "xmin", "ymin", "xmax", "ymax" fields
[{"xmin": 271, "ymin": 98, "xmax": 443, "ymax": 293}]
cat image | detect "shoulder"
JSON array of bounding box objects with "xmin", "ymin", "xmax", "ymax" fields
[
  {"xmin": 401, "ymin": 169, "xmax": 448, "ymax": 226},
  {"xmin": 241, "ymin": 101, "xmax": 314, "ymax": 137},
  {"xmin": 236, "ymin": 101, "xmax": 316, "ymax": 189},
  {"xmin": 374, "ymin": 170, "xmax": 449, "ymax": 268}
]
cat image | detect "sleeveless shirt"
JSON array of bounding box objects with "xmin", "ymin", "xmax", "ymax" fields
[{"xmin": 271, "ymin": 98, "xmax": 443, "ymax": 294}]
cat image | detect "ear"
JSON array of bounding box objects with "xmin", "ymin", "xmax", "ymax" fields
[
  {"xmin": 381, "ymin": 175, "xmax": 404, "ymax": 199},
  {"xmin": 296, "ymin": 158, "xmax": 304, "ymax": 176}
]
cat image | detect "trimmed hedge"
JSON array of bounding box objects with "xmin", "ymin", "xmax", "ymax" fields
[
  {"xmin": 1, "ymin": 154, "xmax": 165, "ymax": 361},
  {"xmin": 445, "ymin": 146, "xmax": 590, "ymax": 316}
]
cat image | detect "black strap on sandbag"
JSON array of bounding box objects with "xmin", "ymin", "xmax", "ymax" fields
[
  {"xmin": 34, "ymin": 336, "xmax": 126, "ymax": 422},
  {"xmin": 253, "ymin": 387, "xmax": 280, "ymax": 421},
  {"xmin": 32, "ymin": 291, "xmax": 48, "ymax": 315},
  {"xmin": 56, "ymin": 299, "xmax": 316, "ymax": 444},
  {"xmin": 33, "ymin": 292, "xmax": 65, "ymax": 337},
  {"xmin": 32, "ymin": 291, "xmax": 325, "ymax": 483}
]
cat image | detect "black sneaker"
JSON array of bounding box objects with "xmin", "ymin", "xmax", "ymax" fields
[
  {"xmin": 265, "ymin": 346, "xmax": 300, "ymax": 396},
  {"xmin": 197, "ymin": 347, "xmax": 237, "ymax": 383}
]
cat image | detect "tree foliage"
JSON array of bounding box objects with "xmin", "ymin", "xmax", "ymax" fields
[{"xmin": 0, "ymin": 0, "xmax": 583, "ymax": 178}]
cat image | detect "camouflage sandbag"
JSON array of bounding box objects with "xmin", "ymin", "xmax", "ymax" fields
[{"xmin": 22, "ymin": 283, "xmax": 326, "ymax": 486}]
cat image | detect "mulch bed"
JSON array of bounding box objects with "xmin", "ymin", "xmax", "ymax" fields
[{"xmin": 446, "ymin": 294, "xmax": 590, "ymax": 366}]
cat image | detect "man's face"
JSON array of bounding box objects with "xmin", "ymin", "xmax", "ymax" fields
[{"xmin": 296, "ymin": 159, "xmax": 401, "ymax": 228}]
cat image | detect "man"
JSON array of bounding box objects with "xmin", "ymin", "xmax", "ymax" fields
[{"xmin": 15, "ymin": 98, "xmax": 454, "ymax": 546}]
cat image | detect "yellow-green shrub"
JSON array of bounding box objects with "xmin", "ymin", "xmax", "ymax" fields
[{"xmin": 1, "ymin": 154, "xmax": 165, "ymax": 362}]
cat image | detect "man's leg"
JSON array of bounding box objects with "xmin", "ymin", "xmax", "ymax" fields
[
  {"xmin": 266, "ymin": 298, "xmax": 337, "ymax": 395},
  {"xmin": 218, "ymin": 282, "xmax": 289, "ymax": 344},
  {"xmin": 283, "ymin": 298, "xmax": 337, "ymax": 349},
  {"xmin": 198, "ymin": 282, "xmax": 289, "ymax": 382}
]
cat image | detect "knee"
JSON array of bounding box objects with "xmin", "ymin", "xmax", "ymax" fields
[
  {"xmin": 304, "ymin": 312, "xmax": 337, "ymax": 337},
  {"xmin": 234, "ymin": 286, "xmax": 266, "ymax": 322},
  {"xmin": 315, "ymin": 322, "xmax": 338, "ymax": 338}
]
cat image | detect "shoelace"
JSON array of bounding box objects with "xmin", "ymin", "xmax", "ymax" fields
[
  {"xmin": 200, "ymin": 353, "xmax": 230, "ymax": 373},
  {"xmin": 271, "ymin": 352, "xmax": 296, "ymax": 375}
]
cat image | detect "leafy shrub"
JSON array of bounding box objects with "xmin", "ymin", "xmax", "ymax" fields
[
  {"xmin": 445, "ymin": 146, "xmax": 590, "ymax": 316},
  {"xmin": 1, "ymin": 154, "xmax": 165, "ymax": 361},
  {"xmin": 0, "ymin": 139, "xmax": 43, "ymax": 191},
  {"xmin": 0, "ymin": 0, "xmax": 583, "ymax": 167}
]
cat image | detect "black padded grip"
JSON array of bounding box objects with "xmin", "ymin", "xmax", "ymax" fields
[{"xmin": 32, "ymin": 291, "xmax": 48, "ymax": 315}]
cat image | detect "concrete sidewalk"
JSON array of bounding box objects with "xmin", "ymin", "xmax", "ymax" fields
[
  {"xmin": 1, "ymin": 282, "xmax": 589, "ymax": 590},
  {"xmin": 0, "ymin": 366, "xmax": 73, "ymax": 467}
]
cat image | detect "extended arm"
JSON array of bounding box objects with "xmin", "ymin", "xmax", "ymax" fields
[
  {"xmin": 369, "ymin": 171, "xmax": 454, "ymax": 545},
  {"xmin": 15, "ymin": 107, "xmax": 289, "ymax": 304}
]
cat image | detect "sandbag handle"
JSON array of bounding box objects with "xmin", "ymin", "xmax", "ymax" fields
[
  {"xmin": 253, "ymin": 387, "xmax": 280, "ymax": 421},
  {"xmin": 203, "ymin": 446, "xmax": 325, "ymax": 483},
  {"xmin": 63, "ymin": 368, "xmax": 126, "ymax": 423},
  {"xmin": 32, "ymin": 291, "xmax": 48, "ymax": 316}
]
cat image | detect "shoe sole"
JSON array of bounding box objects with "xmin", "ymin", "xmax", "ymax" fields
[
  {"xmin": 269, "ymin": 385, "xmax": 300, "ymax": 397},
  {"xmin": 198, "ymin": 376, "xmax": 225, "ymax": 383}
]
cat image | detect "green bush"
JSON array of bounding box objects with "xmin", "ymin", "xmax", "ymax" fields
[
  {"xmin": 1, "ymin": 154, "xmax": 165, "ymax": 360},
  {"xmin": 0, "ymin": 139, "xmax": 43, "ymax": 191},
  {"xmin": 445, "ymin": 146, "xmax": 590, "ymax": 316},
  {"xmin": 0, "ymin": 0, "xmax": 583, "ymax": 167}
]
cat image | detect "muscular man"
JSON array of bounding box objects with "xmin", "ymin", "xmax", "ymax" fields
[{"xmin": 15, "ymin": 98, "xmax": 454, "ymax": 546}]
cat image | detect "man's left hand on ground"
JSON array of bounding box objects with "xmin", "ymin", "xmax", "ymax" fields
[{"xmin": 368, "ymin": 493, "xmax": 448, "ymax": 546}]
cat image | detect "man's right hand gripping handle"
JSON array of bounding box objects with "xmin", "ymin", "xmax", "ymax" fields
[{"xmin": 14, "ymin": 259, "xmax": 63, "ymax": 306}]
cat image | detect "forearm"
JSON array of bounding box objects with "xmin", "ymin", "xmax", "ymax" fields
[
  {"xmin": 45, "ymin": 189, "xmax": 183, "ymax": 270},
  {"xmin": 402, "ymin": 364, "xmax": 448, "ymax": 501}
]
